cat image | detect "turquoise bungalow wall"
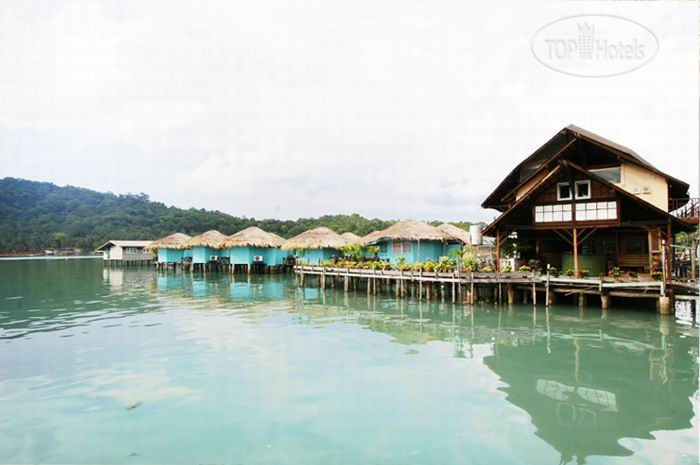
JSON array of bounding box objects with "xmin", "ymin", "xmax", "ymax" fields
[
  {"xmin": 297, "ymin": 248, "xmax": 340, "ymax": 264},
  {"xmin": 192, "ymin": 246, "xmax": 221, "ymax": 264},
  {"xmin": 223, "ymin": 246, "xmax": 288, "ymax": 266},
  {"xmin": 445, "ymin": 243, "xmax": 463, "ymax": 257},
  {"xmin": 157, "ymin": 248, "xmax": 185, "ymax": 263},
  {"xmin": 375, "ymin": 240, "xmax": 448, "ymax": 264},
  {"xmin": 264, "ymin": 248, "xmax": 289, "ymax": 266}
]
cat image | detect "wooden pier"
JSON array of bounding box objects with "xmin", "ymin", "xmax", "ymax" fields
[{"xmin": 293, "ymin": 265, "xmax": 698, "ymax": 314}]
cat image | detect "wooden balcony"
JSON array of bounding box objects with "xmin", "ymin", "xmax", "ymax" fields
[{"xmin": 670, "ymin": 198, "xmax": 699, "ymax": 224}]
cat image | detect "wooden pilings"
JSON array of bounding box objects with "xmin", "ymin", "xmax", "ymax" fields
[{"xmin": 292, "ymin": 266, "xmax": 695, "ymax": 311}]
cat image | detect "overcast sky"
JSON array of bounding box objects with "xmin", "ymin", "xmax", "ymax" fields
[{"xmin": 0, "ymin": 0, "xmax": 697, "ymax": 223}]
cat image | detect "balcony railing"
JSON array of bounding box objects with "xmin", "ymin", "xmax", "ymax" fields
[{"xmin": 670, "ymin": 198, "xmax": 700, "ymax": 221}]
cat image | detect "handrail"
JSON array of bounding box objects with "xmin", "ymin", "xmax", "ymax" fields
[{"xmin": 670, "ymin": 197, "xmax": 700, "ymax": 218}]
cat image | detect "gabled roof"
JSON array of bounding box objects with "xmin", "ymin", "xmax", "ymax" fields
[
  {"xmin": 483, "ymin": 160, "xmax": 693, "ymax": 235},
  {"xmin": 483, "ymin": 125, "xmax": 690, "ymax": 211},
  {"xmin": 96, "ymin": 240, "xmax": 152, "ymax": 250}
]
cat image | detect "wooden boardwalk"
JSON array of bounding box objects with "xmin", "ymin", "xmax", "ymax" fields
[{"xmin": 293, "ymin": 265, "xmax": 698, "ymax": 314}]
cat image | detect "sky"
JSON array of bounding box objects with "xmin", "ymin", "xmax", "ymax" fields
[{"xmin": 0, "ymin": 0, "xmax": 697, "ymax": 223}]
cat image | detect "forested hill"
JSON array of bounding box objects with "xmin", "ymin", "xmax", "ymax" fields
[{"xmin": 0, "ymin": 178, "xmax": 476, "ymax": 253}]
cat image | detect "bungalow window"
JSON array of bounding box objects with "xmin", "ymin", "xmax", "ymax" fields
[
  {"xmin": 575, "ymin": 180, "xmax": 591, "ymax": 199},
  {"xmin": 392, "ymin": 241, "xmax": 412, "ymax": 254},
  {"xmin": 557, "ymin": 182, "xmax": 572, "ymax": 201},
  {"xmin": 590, "ymin": 166, "xmax": 621, "ymax": 183}
]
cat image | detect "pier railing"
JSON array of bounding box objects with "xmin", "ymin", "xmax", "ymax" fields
[{"xmin": 670, "ymin": 197, "xmax": 700, "ymax": 222}]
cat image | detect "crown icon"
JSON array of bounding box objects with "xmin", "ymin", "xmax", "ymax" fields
[{"xmin": 578, "ymin": 23, "xmax": 594, "ymax": 35}]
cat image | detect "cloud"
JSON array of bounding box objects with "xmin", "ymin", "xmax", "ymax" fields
[{"xmin": 0, "ymin": 0, "xmax": 696, "ymax": 222}]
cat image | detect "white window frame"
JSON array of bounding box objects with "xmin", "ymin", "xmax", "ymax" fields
[
  {"xmin": 556, "ymin": 182, "xmax": 572, "ymax": 201},
  {"xmin": 590, "ymin": 166, "xmax": 621, "ymax": 184},
  {"xmin": 575, "ymin": 180, "xmax": 591, "ymax": 200}
]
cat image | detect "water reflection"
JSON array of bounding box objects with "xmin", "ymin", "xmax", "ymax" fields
[{"xmin": 0, "ymin": 260, "xmax": 697, "ymax": 464}]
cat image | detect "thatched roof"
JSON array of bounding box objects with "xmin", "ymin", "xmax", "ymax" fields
[
  {"xmin": 221, "ymin": 226, "xmax": 285, "ymax": 248},
  {"xmin": 145, "ymin": 233, "xmax": 192, "ymax": 251},
  {"xmin": 361, "ymin": 219, "xmax": 457, "ymax": 244},
  {"xmin": 281, "ymin": 227, "xmax": 348, "ymax": 251},
  {"xmin": 340, "ymin": 232, "xmax": 361, "ymax": 242},
  {"xmin": 437, "ymin": 223, "xmax": 471, "ymax": 244},
  {"xmin": 183, "ymin": 230, "xmax": 228, "ymax": 249}
]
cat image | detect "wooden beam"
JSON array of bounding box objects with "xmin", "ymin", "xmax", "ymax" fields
[
  {"xmin": 552, "ymin": 229, "xmax": 574, "ymax": 246},
  {"xmin": 578, "ymin": 227, "xmax": 599, "ymax": 245}
]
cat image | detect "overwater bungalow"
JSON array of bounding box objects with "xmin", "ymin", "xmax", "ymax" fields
[
  {"xmin": 340, "ymin": 232, "xmax": 361, "ymax": 243},
  {"xmin": 221, "ymin": 226, "xmax": 288, "ymax": 272},
  {"xmin": 282, "ymin": 227, "xmax": 347, "ymax": 264},
  {"xmin": 96, "ymin": 240, "xmax": 153, "ymax": 266},
  {"xmin": 183, "ymin": 230, "xmax": 228, "ymax": 270},
  {"xmin": 361, "ymin": 219, "xmax": 459, "ymax": 264},
  {"xmin": 146, "ymin": 232, "xmax": 192, "ymax": 267},
  {"xmin": 436, "ymin": 223, "xmax": 471, "ymax": 256},
  {"xmin": 482, "ymin": 124, "xmax": 697, "ymax": 277}
]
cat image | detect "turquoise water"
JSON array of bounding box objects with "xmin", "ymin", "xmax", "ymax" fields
[{"xmin": 0, "ymin": 259, "xmax": 697, "ymax": 464}]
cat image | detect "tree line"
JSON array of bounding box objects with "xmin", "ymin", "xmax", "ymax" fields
[{"xmin": 0, "ymin": 177, "xmax": 478, "ymax": 253}]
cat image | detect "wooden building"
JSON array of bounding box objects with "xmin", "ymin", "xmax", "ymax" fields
[
  {"xmin": 361, "ymin": 219, "xmax": 460, "ymax": 264},
  {"xmin": 482, "ymin": 125, "xmax": 696, "ymax": 277},
  {"xmin": 282, "ymin": 227, "xmax": 347, "ymax": 264},
  {"xmin": 97, "ymin": 240, "xmax": 153, "ymax": 265}
]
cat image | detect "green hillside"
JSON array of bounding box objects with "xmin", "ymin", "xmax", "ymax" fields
[{"xmin": 0, "ymin": 177, "xmax": 475, "ymax": 253}]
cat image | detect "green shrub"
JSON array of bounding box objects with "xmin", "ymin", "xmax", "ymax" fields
[
  {"xmin": 518, "ymin": 265, "xmax": 531, "ymax": 272},
  {"xmin": 608, "ymin": 266, "xmax": 622, "ymax": 278}
]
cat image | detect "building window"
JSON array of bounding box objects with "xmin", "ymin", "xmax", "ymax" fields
[
  {"xmin": 392, "ymin": 241, "xmax": 413, "ymax": 254},
  {"xmin": 557, "ymin": 182, "xmax": 572, "ymax": 201},
  {"xmin": 574, "ymin": 201, "xmax": 617, "ymax": 221},
  {"xmin": 575, "ymin": 180, "xmax": 591, "ymax": 199},
  {"xmin": 535, "ymin": 204, "xmax": 572, "ymax": 223},
  {"xmin": 590, "ymin": 166, "xmax": 621, "ymax": 183},
  {"xmin": 125, "ymin": 247, "xmax": 143, "ymax": 254}
]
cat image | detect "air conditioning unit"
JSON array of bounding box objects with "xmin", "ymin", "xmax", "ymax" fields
[
  {"xmin": 253, "ymin": 255, "xmax": 264, "ymax": 262},
  {"xmin": 632, "ymin": 187, "xmax": 641, "ymax": 194},
  {"xmin": 642, "ymin": 186, "xmax": 651, "ymax": 194}
]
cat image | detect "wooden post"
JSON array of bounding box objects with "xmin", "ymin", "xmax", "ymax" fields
[
  {"xmin": 600, "ymin": 290, "xmax": 610, "ymax": 310},
  {"xmin": 578, "ymin": 293, "xmax": 586, "ymax": 308},
  {"xmin": 507, "ymin": 283, "xmax": 514, "ymax": 305},
  {"xmin": 647, "ymin": 229, "xmax": 654, "ymax": 272},
  {"xmin": 495, "ymin": 230, "xmax": 501, "ymax": 272},
  {"xmin": 419, "ymin": 280, "xmax": 423, "ymax": 301},
  {"xmin": 470, "ymin": 273, "xmax": 475, "ymax": 304},
  {"xmin": 666, "ymin": 220, "xmax": 673, "ymax": 281},
  {"xmin": 691, "ymin": 239, "xmax": 697, "ymax": 282},
  {"xmin": 545, "ymin": 268, "xmax": 550, "ymax": 308},
  {"xmin": 573, "ymin": 227, "xmax": 579, "ymax": 277},
  {"xmin": 532, "ymin": 282, "xmax": 537, "ymax": 306}
]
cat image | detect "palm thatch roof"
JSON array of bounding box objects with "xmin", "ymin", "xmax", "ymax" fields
[
  {"xmin": 281, "ymin": 227, "xmax": 348, "ymax": 251},
  {"xmin": 436, "ymin": 223, "xmax": 471, "ymax": 244},
  {"xmin": 183, "ymin": 230, "xmax": 228, "ymax": 249},
  {"xmin": 361, "ymin": 219, "xmax": 457, "ymax": 245},
  {"xmin": 221, "ymin": 226, "xmax": 285, "ymax": 248},
  {"xmin": 340, "ymin": 232, "xmax": 361, "ymax": 243},
  {"xmin": 145, "ymin": 232, "xmax": 192, "ymax": 250}
]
